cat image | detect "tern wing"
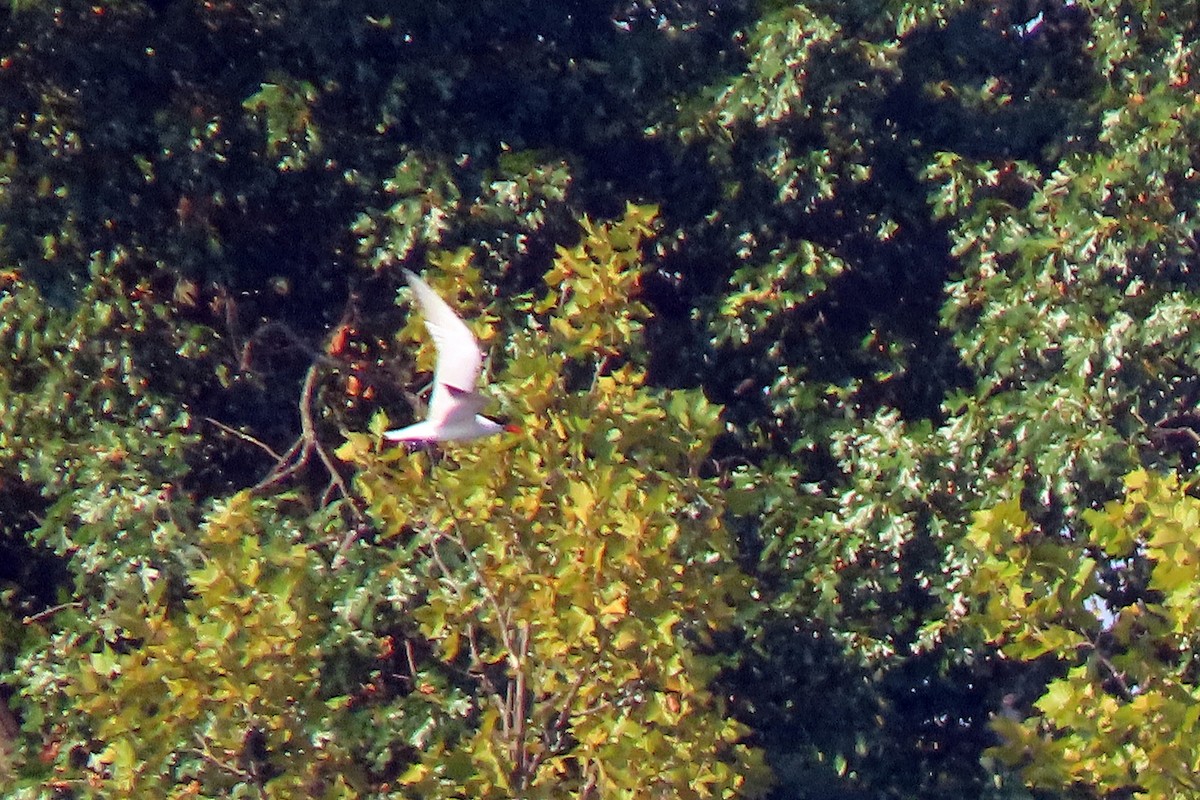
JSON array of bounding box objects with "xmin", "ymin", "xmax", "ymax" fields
[
  {"xmin": 404, "ymin": 270, "xmax": 484, "ymax": 394},
  {"xmin": 382, "ymin": 420, "xmax": 436, "ymax": 442}
]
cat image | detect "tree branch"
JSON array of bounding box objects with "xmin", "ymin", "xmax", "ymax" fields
[{"xmin": 203, "ymin": 416, "xmax": 283, "ymax": 461}]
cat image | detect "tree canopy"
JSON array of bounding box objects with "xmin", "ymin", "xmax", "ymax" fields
[{"xmin": 2, "ymin": 1, "xmax": 1200, "ymax": 799}]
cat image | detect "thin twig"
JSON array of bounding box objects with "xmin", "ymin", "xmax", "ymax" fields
[
  {"xmin": 240, "ymin": 320, "xmax": 338, "ymax": 370},
  {"xmin": 203, "ymin": 417, "xmax": 283, "ymax": 461},
  {"xmin": 437, "ymin": 526, "xmax": 516, "ymax": 659},
  {"xmin": 404, "ymin": 638, "xmax": 419, "ymax": 682},
  {"xmin": 330, "ymin": 521, "xmax": 371, "ymax": 570},
  {"xmin": 253, "ymin": 365, "xmax": 320, "ymax": 492},
  {"xmin": 429, "ymin": 501, "xmax": 534, "ymax": 781},
  {"xmin": 511, "ymin": 621, "xmax": 532, "ymax": 787},
  {"xmin": 580, "ymin": 760, "xmax": 599, "ymax": 800},
  {"xmin": 22, "ymin": 601, "xmax": 84, "ymax": 625},
  {"xmin": 466, "ymin": 625, "xmax": 509, "ymax": 720},
  {"xmin": 190, "ymin": 734, "xmax": 253, "ymax": 782},
  {"xmin": 504, "ymin": 680, "xmax": 516, "ymax": 738},
  {"xmin": 252, "ymin": 364, "xmax": 359, "ymax": 519},
  {"xmin": 587, "ymin": 355, "xmax": 612, "ymax": 395},
  {"xmin": 1092, "ymin": 648, "xmax": 1135, "ymax": 702},
  {"xmin": 427, "ymin": 536, "xmax": 467, "ymax": 599},
  {"xmin": 526, "ymin": 670, "xmax": 588, "ymax": 776}
]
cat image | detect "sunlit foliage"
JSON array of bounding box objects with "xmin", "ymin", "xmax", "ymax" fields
[
  {"xmin": 967, "ymin": 470, "xmax": 1200, "ymax": 799},
  {"xmin": 3, "ymin": 207, "xmax": 767, "ymax": 798},
  {"xmin": 338, "ymin": 207, "xmax": 767, "ymax": 799}
]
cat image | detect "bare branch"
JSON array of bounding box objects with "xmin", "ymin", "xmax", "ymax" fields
[
  {"xmin": 511, "ymin": 621, "xmax": 532, "ymax": 787},
  {"xmin": 190, "ymin": 734, "xmax": 253, "ymax": 782},
  {"xmin": 251, "ymin": 364, "xmax": 361, "ymax": 526},
  {"xmin": 22, "ymin": 601, "xmax": 85, "ymax": 625},
  {"xmin": 203, "ymin": 416, "xmax": 283, "ymax": 461}
]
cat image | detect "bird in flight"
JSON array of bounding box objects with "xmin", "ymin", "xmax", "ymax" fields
[{"xmin": 383, "ymin": 270, "xmax": 510, "ymax": 443}]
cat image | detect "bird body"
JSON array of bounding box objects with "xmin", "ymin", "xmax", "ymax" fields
[{"xmin": 383, "ymin": 270, "xmax": 507, "ymax": 443}]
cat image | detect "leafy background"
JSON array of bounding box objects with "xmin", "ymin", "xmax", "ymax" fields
[{"xmin": 2, "ymin": 0, "xmax": 1200, "ymax": 798}]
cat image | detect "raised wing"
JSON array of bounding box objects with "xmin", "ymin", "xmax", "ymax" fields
[{"xmin": 404, "ymin": 270, "xmax": 484, "ymax": 394}]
